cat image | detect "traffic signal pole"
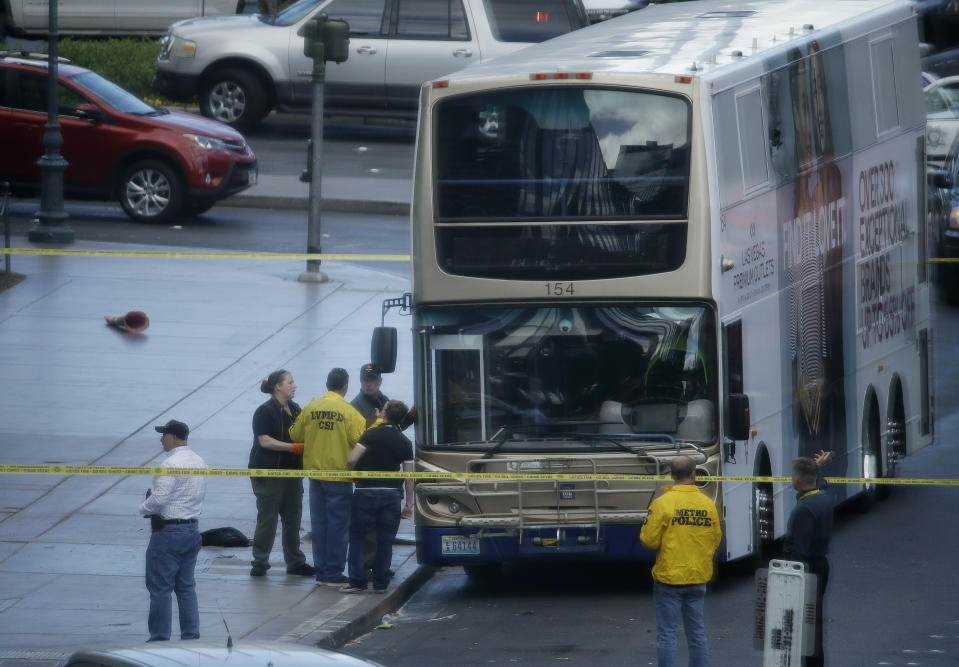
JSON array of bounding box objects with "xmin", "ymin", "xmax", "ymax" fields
[{"xmin": 298, "ymin": 14, "xmax": 349, "ymax": 283}]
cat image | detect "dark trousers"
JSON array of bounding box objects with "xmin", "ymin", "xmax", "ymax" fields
[
  {"xmin": 805, "ymin": 556, "xmax": 829, "ymax": 667},
  {"xmin": 250, "ymin": 477, "xmax": 307, "ymax": 569},
  {"xmin": 347, "ymin": 489, "xmax": 402, "ymax": 590}
]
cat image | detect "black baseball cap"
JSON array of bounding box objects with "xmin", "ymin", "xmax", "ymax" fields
[
  {"xmin": 360, "ymin": 363, "xmax": 381, "ymax": 379},
  {"xmin": 155, "ymin": 420, "xmax": 189, "ymax": 440}
]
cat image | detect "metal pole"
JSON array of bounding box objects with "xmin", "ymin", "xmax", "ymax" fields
[
  {"xmin": 28, "ymin": 0, "xmax": 74, "ymax": 245},
  {"xmin": 299, "ymin": 41, "xmax": 327, "ymax": 283}
]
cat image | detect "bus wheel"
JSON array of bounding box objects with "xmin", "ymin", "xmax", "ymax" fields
[
  {"xmin": 752, "ymin": 482, "xmax": 774, "ymax": 568},
  {"xmin": 752, "ymin": 451, "xmax": 774, "ymax": 569},
  {"xmin": 463, "ymin": 563, "xmax": 502, "ymax": 581},
  {"xmin": 881, "ymin": 394, "xmax": 906, "ymax": 501},
  {"xmin": 855, "ymin": 396, "xmax": 882, "ymax": 512}
]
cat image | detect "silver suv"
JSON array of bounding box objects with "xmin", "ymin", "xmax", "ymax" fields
[{"xmin": 155, "ymin": 0, "xmax": 588, "ymax": 130}]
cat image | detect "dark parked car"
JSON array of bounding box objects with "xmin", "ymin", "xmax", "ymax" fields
[{"xmin": 0, "ymin": 51, "xmax": 257, "ymax": 222}]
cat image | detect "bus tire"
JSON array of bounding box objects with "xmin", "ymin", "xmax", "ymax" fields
[
  {"xmin": 854, "ymin": 392, "xmax": 882, "ymax": 513},
  {"xmin": 752, "ymin": 450, "xmax": 774, "ymax": 570},
  {"xmin": 881, "ymin": 388, "xmax": 906, "ymax": 501}
]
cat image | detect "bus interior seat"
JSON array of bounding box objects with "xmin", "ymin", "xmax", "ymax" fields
[{"xmin": 600, "ymin": 399, "xmax": 714, "ymax": 442}]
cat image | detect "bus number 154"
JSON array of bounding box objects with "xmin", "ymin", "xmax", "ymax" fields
[{"xmin": 545, "ymin": 282, "xmax": 576, "ymax": 296}]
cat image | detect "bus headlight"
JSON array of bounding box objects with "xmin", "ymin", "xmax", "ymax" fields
[
  {"xmin": 949, "ymin": 207, "xmax": 959, "ymax": 230},
  {"xmin": 448, "ymin": 501, "xmax": 462, "ymax": 513}
]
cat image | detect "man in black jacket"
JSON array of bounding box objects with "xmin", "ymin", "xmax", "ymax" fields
[
  {"xmin": 351, "ymin": 363, "xmax": 389, "ymax": 427},
  {"xmin": 784, "ymin": 450, "xmax": 834, "ymax": 667},
  {"xmin": 340, "ymin": 400, "xmax": 415, "ymax": 593}
]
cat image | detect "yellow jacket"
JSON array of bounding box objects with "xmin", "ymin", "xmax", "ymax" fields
[
  {"xmin": 290, "ymin": 391, "xmax": 367, "ymax": 481},
  {"xmin": 640, "ymin": 484, "xmax": 722, "ymax": 585}
]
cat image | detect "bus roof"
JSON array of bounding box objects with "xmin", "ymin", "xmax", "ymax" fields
[{"xmin": 441, "ymin": 0, "xmax": 913, "ymax": 85}]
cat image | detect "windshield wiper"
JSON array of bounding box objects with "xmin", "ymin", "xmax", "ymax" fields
[{"xmin": 479, "ymin": 422, "xmax": 676, "ymax": 458}]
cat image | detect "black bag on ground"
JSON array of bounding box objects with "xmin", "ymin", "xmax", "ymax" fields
[{"xmin": 201, "ymin": 526, "xmax": 251, "ymax": 547}]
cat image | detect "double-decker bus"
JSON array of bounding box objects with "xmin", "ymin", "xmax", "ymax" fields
[{"xmin": 374, "ymin": 0, "xmax": 933, "ymax": 574}]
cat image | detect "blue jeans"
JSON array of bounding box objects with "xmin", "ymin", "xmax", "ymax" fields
[
  {"xmin": 309, "ymin": 479, "xmax": 353, "ymax": 580},
  {"xmin": 653, "ymin": 581, "xmax": 709, "ymax": 667},
  {"xmin": 145, "ymin": 523, "xmax": 201, "ymax": 641},
  {"xmin": 348, "ymin": 488, "xmax": 402, "ymax": 590}
]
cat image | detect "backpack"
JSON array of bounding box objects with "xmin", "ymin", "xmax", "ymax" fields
[{"xmin": 200, "ymin": 526, "xmax": 251, "ymax": 547}]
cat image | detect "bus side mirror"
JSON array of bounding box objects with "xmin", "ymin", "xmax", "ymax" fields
[
  {"xmin": 727, "ymin": 393, "xmax": 750, "ymax": 441},
  {"xmin": 371, "ymin": 326, "xmax": 397, "ymax": 374}
]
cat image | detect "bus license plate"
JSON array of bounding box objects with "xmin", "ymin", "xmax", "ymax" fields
[
  {"xmin": 560, "ymin": 483, "xmax": 575, "ymax": 500},
  {"xmin": 441, "ymin": 535, "xmax": 480, "ymax": 555}
]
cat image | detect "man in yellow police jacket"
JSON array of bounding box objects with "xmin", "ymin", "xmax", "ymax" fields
[
  {"xmin": 640, "ymin": 456, "xmax": 722, "ymax": 667},
  {"xmin": 290, "ymin": 367, "xmax": 367, "ymax": 586}
]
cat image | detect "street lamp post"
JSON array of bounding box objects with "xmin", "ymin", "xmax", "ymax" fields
[{"xmin": 28, "ymin": 0, "xmax": 74, "ymax": 245}]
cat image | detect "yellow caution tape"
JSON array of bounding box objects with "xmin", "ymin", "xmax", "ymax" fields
[
  {"xmin": 0, "ymin": 248, "xmax": 410, "ymax": 261},
  {"xmin": 0, "ymin": 464, "xmax": 955, "ymax": 485}
]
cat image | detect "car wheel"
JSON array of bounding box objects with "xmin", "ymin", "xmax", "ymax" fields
[
  {"xmin": 200, "ymin": 68, "xmax": 267, "ymax": 131},
  {"xmin": 119, "ymin": 160, "xmax": 183, "ymax": 223}
]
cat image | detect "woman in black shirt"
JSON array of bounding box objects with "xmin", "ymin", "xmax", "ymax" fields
[{"xmin": 249, "ymin": 369, "xmax": 314, "ymax": 577}]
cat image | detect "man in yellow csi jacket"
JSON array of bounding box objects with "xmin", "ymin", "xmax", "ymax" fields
[
  {"xmin": 290, "ymin": 367, "xmax": 367, "ymax": 586},
  {"xmin": 640, "ymin": 456, "xmax": 722, "ymax": 667}
]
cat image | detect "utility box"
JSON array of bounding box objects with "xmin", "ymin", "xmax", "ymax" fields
[{"xmin": 754, "ymin": 559, "xmax": 817, "ymax": 666}]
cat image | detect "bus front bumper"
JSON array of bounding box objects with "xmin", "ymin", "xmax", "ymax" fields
[{"xmin": 416, "ymin": 524, "xmax": 658, "ymax": 565}]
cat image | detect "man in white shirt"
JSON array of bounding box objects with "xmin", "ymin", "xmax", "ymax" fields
[{"xmin": 139, "ymin": 420, "xmax": 207, "ymax": 641}]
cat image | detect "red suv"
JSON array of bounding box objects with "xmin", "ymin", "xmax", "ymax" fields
[{"xmin": 0, "ymin": 51, "xmax": 257, "ymax": 222}]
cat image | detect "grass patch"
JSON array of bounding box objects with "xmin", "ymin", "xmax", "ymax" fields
[
  {"xmin": 60, "ymin": 37, "xmax": 163, "ymax": 99},
  {"xmin": 1, "ymin": 37, "xmax": 187, "ymax": 105}
]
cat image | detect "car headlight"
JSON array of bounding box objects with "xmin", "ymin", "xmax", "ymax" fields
[
  {"xmin": 168, "ymin": 35, "xmax": 197, "ymax": 59},
  {"xmin": 183, "ymin": 134, "xmax": 231, "ymax": 152},
  {"xmin": 950, "ymin": 206, "xmax": 959, "ymax": 231}
]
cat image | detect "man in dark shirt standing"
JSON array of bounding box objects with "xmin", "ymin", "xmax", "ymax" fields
[
  {"xmin": 340, "ymin": 400, "xmax": 415, "ymax": 594},
  {"xmin": 351, "ymin": 363, "xmax": 389, "ymax": 427},
  {"xmin": 784, "ymin": 450, "xmax": 834, "ymax": 667}
]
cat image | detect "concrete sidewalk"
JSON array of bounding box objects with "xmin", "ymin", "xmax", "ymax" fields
[{"xmin": 0, "ymin": 240, "xmax": 426, "ymax": 662}]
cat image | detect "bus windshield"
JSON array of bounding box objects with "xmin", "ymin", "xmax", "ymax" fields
[
  {"xmin": 420, "ymin": 303, "xmax": 717, "ymax": 449},
  {"xmin": 434, "ymin": 87, "xmax": 690, "ymax": 221}
]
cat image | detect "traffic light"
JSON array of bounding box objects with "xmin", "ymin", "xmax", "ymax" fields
[{"xmin": 302, "ymin": 13, "xmax": 349, "ymax": 63}]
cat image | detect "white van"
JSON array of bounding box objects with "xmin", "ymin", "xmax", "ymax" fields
[{"xmin": 3, "ymin": 0, "xmax": 246, "ymax": 37}]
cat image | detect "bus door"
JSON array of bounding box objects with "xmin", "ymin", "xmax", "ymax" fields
[{"xmin": 429, "ymin": 334, "xmax": 487, "ymax": 445}]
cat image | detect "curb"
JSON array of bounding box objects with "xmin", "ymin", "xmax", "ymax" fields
[
  {"xmin": 315, "ymin": 564, "xmax": 437, "ymax": 650},
  {"xmin": 223, "ymin": 194, "xmax": 409, "ymax": 216}
]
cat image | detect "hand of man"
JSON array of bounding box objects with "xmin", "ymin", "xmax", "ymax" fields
[
  {"xmin": 290, "ymin": 442, "xmax": 305, "ymax": 455},
  {"xmin": 813, "ymin": 450, "xmax": 833, "ymax": 467},
  {"xmin": 401, "ymin": 506, "xmax": 413, "ymax": 520}
]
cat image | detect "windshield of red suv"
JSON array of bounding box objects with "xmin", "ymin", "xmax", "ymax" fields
[{"xmin": 72, "ymin": 72, "xmax": 156, "ymax": 115}]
